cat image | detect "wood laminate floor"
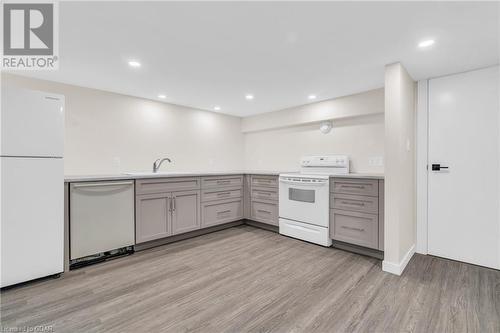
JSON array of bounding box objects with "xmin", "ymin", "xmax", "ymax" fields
[{"xmin": 1, "ymin": 225, "xmax": 499, "ymax": 333}]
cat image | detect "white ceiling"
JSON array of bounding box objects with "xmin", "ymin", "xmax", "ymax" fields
[{"xmin": 19, "ymin": 1, "xmax": 499, "ymax": 117}]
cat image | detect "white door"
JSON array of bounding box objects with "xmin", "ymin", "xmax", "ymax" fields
[
  {"xmin": 428, "ymin": 66, "xmax": 500, "ymax": 269},
  {"xmin": 1, "ymin": 87, "xmax": 64, "ymax": 157},
  {"xmin": 1, "ymin": 157, "xmax": 64, "ymax": 287}
]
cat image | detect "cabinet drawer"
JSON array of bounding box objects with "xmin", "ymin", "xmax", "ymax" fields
[
  {"xmin": 136, "ymin": 177, "xmax": 200, "ymax": 195},
  {"xmin": 332, "ymin": 178, "xmax": 378, "ymax": 196},
  {"xmin": 251, "ymin": 186, "xmax": 278, "ymax": 201},
  {"xmin": 250, "ymin": 200, "xmax": 278, "ymax": 226},
  {"xmin": 331, "ymin": 193, "xmax": 378, "ymax": 214},
  {"xmin": 250, "ymin": 175, "xmax": 278, "ymax": 188},
  {"xmin": 201, "ymin": 198, "xmax": 243, "ymax": 227},
  {"xmin": 201, "ymin": 175, "xmax": 243, "ymax": 188},
  {"xmin": 201, "ymin": 187, "xmax": 242, "ymax": 202},
  {"xmin": 330, "ymin": 209, "xmax": 378, "ymax": 249}
]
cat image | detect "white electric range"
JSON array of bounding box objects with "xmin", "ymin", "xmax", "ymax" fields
[{"xmin": 279, "ymin": 155, "xmax": 349, "ymax": 246}]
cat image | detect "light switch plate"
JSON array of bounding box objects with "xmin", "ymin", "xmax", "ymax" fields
[{"xmin": 369, "ymin": 156, "xmax": 384, "ymax": 167}]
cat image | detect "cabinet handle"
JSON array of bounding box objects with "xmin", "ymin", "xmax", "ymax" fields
[
  {"xmin": 172, "ymin": 196, "xmax": 176, "ymax": 211},
  {"xmin": 256, "ymin": 191, "xmax": 271, "ymax": 196},
  {"xmin": 217, "ymin": 192, "xmax": 231, "ymax": 197},
  {"xmin": 340, "ymin": 185, "xmax": 365, "ymax": 189},
  {"xmin": 217, "ymin": 210, "xmax": 231, "ymax": 215},
  {"xmin": 340, "ymin": 201, "xmax": 365, "ymax": 206},
  {"xmin": 341, "ymin": 226, "xmax": 365, "ymax": 232},
  {"xmin": 217, "ymin": 180, "xmax": 231, "ymax": 184},
  {"xmin": 257, "ymin": 209, "xmax": 271, "ymax": 214},
  {"xmin": 168, "ymin": 197, "xmax": 172, "ymax": 212}
]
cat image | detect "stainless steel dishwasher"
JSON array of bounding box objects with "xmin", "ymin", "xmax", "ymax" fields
[{"xmin": 69, "ymin": 180, "xmax": 135, "ymax": 267}]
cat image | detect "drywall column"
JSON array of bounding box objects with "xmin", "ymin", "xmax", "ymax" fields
[{"xmin": 382, "ymin": 63, "xmax": 416, "ymax": 275}]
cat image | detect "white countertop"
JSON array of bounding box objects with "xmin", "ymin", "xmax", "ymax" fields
[
  {"xmin": 329, "ymin": 173, "xmax": 384, "ymax": 180},
  {"xmin": 64, "ymin": 170, "xmax": 384, "ymax": 182},
  {"xmin": 64, "ymin": 170, "xmax": 286, "ymax": 182}
]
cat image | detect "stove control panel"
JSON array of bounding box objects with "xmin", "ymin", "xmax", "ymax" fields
[
  {"xmin": 298, "ymin": 155, "xmax": 350, "ymax": 175},
  {"xmin": 300, "ymin": 155, "xmax": 349, "ymax": 167}
]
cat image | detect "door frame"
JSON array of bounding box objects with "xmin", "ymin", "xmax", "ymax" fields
[
  {"xmin": 416, "ymin": 65, "xmax": 500, "ymax": 260},
  {"xmin": 416, "ymin": 79, "xmax": 429, "ymax": 254}
]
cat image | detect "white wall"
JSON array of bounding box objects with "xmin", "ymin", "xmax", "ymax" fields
[
  {"xmin": 244, "ymin": 114, "xmax": 384, "ymax": 172},
  {"xmin": 2, "ymin": 74, "xmax": 385, "ymax": 176},
  {"xmin": 243, "ymin": 89, "xmax": 385, "ymax": 173},
  {"xmin": 2, "ymin": 74, "xmax": 245, "ymax": 175},
  {"xmin": 242, "ymin": 88, "xmax": 384, "ymax": 132},
  {"xmin": 382, "ymin": 63, "xmax": 416, "ymax": 275}
]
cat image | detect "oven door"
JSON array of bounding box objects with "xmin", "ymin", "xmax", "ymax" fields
[{"xmin": 279, "ymin": 176, "xmax": 330, "ymax": 227}]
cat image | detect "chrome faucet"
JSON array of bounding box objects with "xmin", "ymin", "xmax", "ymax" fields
[{"xmin": 153, "ymin": 158, "xmax": 172, "ymax": 173}]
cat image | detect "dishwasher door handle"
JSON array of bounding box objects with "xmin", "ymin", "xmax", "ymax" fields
[{"xmin": 73, "ymin": 181, "xmax": 134, "ymax": 188}]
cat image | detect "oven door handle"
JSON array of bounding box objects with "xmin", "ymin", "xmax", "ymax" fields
[{"xmin": 279, "ymin": 179, "xmax": 328, "ymax": 186}]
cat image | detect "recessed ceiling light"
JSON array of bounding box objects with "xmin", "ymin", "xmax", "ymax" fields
[
  {"xmin": 157, "ymin": 94, "xmax": 166, "ymax": 99},
  {"xmin": 128, "ymin": 60, "xmax": 141, "ymax": 68},
  {"xmin": 418, "ymin": 39, "xmax": 435, "ymax": 48},
  {"xmin": 245, "ymin": 94, "xmax": 254, "ymax": 100},
  {"xmin": 213, "ymin": 106, "xmax": 221, "ymax": 111},
  {"xmin": 308, "ymin": 94, "xmax": 317, "ymax": 100}
]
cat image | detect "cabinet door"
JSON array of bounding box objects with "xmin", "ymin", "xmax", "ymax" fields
[
  {"xmin": 172, "ymin": 190, "xmax": 201, "ymax": 235},
  {"xmin": 136, "ymin": 193, "xmax": 171, "ymax": 243}
]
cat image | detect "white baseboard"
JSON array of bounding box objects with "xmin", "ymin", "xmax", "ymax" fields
[{"xmin": 382, "ymin": 244, "xmax": 415, "ymax": 276}]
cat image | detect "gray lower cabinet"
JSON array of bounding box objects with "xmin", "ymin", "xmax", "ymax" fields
[
  {"xmin": 136, "ymin": 187, "xmax": 201, "ymax": 244},
  {"xmin": 172, "ymin": 190, "xmax": 201, "ymax": 235},
  {"xmin": 136, "ymin": 193, "xmax": 171, "ymax": 243},
  {"xmin": 200, "ymin": 175, "xmax": 244, "ymax": 227},
  {"xmin": 330, "ymin": 177, "xmax": 384, "ymax": 251},
  {"xmin": 201, "ymin": 198, "xmax": 243, "ymax": 227},
  {"xmin": 247, "ymin": 175, "xmax": 279, "ymax": 226}
]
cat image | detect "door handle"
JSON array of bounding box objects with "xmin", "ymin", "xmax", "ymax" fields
[{"xmin": 431, "ymin": 163, "xmax": 449, "ymax": 171}]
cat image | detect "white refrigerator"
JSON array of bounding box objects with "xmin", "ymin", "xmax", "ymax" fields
[{"xmin": 1, "ymin": 87, "xmax": 65, "ymax": 287}]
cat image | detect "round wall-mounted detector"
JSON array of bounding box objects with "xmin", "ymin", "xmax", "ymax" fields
[{"xmin": 319, "ymin": 121, "xmax": 333, "ymax": 134}]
